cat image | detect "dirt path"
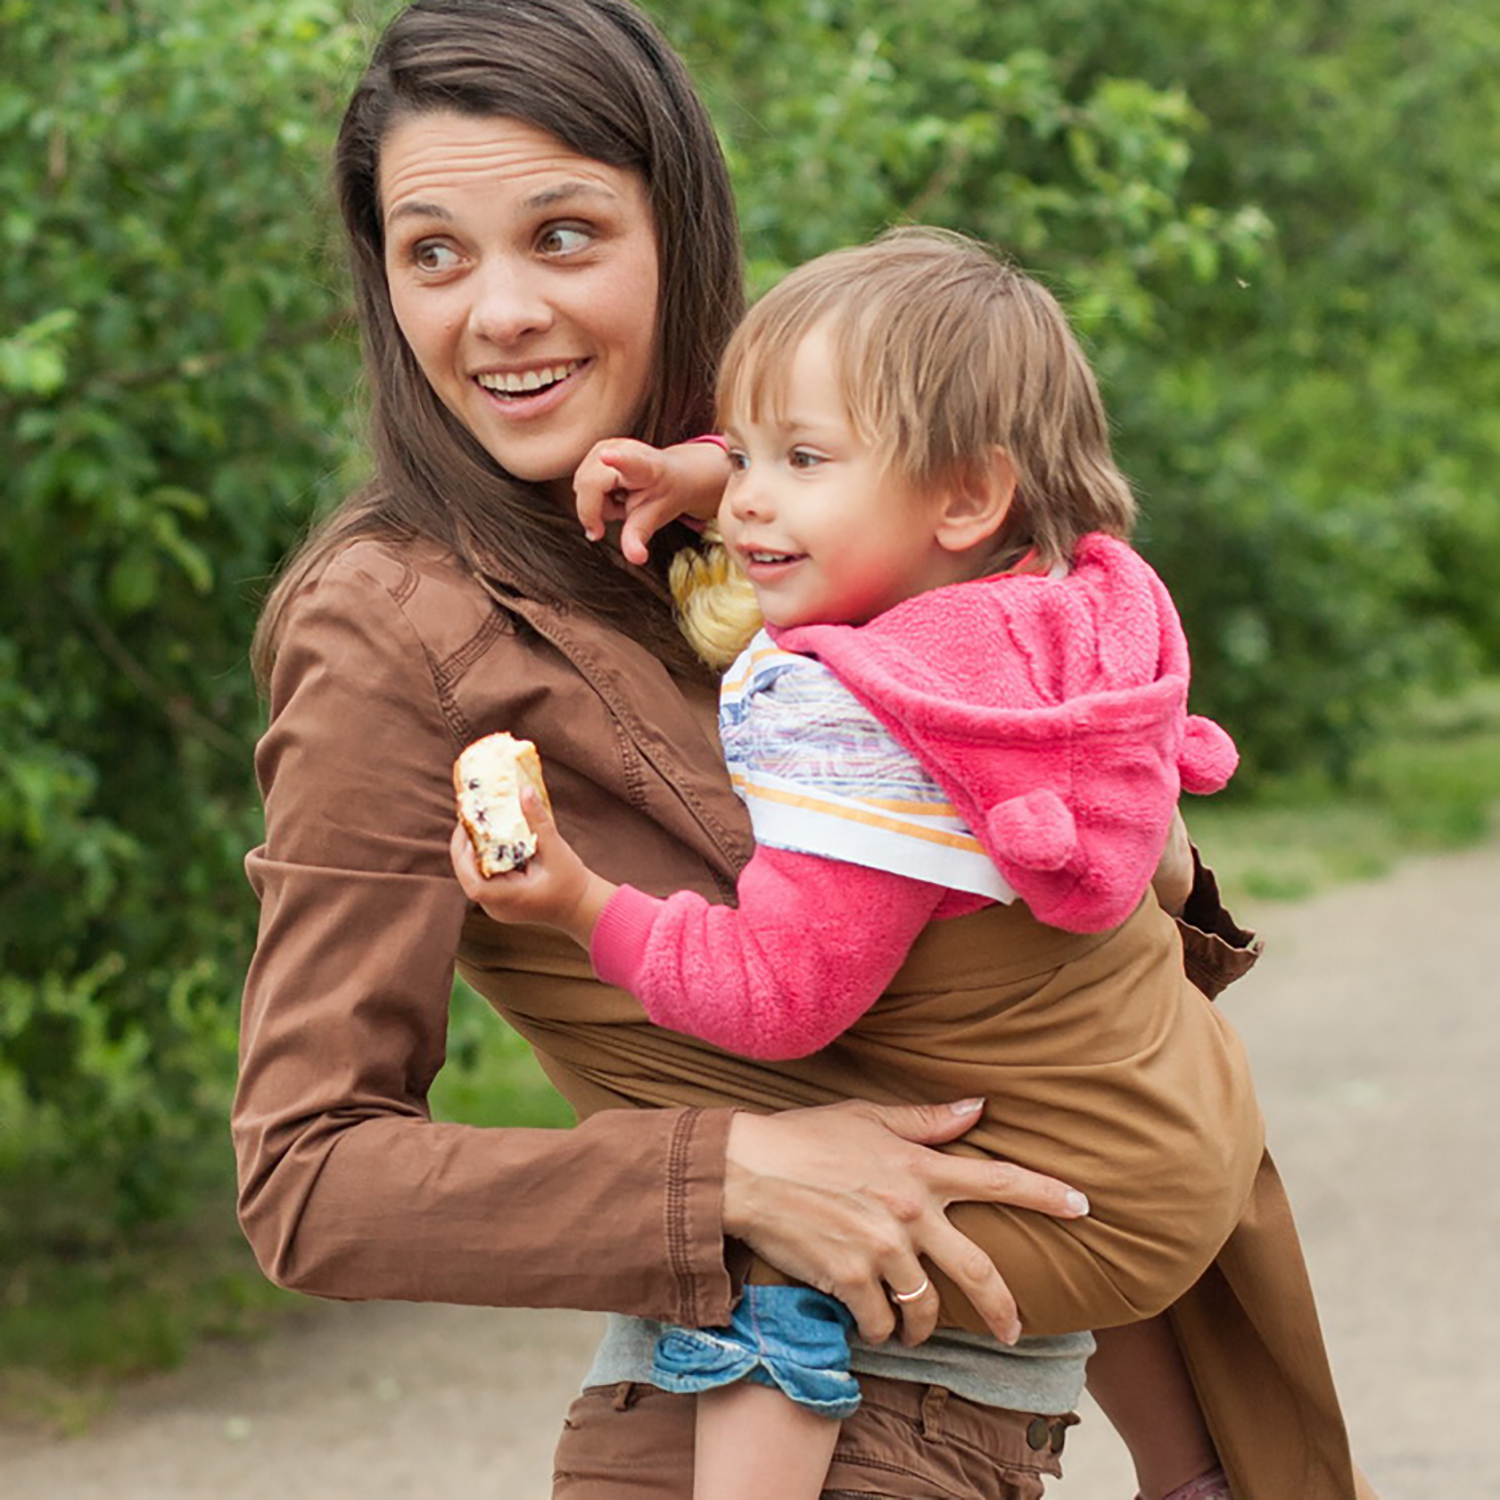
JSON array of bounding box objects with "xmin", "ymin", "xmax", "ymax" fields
[{"xmin": 5, "ymin": 840, "xmax": 1498, "ymax": 1499}]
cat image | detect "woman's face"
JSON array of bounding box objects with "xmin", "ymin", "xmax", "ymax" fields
[{"xmin": 380, "ymin": 112, "xmax": 660, "ymax": 495}]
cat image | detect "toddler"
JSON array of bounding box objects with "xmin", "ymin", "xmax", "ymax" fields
[{"xmin": 458, "ymin": 228, "xmax": 1255, "ymax": 1500}]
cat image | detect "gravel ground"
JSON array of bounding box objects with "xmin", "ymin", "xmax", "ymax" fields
[{"xmin": 5, "ymin": 839, "xmax": 1498, "ymax": 1499}]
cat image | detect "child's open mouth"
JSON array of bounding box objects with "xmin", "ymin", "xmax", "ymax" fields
[{"xmin": 742, "ymin": 550, "xmax": 804, "ymax": 573}]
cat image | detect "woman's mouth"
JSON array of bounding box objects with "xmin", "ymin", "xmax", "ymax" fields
[{"xmin": 474, "ymin": 359, "xmax": 588, "ymax": 414}]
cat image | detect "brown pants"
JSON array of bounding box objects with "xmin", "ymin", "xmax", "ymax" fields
[{"xmin": 552, "ymin": 1376, "xmax": 1075, "ymax": 1498}]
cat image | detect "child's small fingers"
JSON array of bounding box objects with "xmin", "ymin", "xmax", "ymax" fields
[
  {"xmin": 575, "ymin": 466, "xmax": 625, "ymax": 540},
  {"xmin": 598, "ymin": 441, "xmax": 660, "ymax": 489},
  {"xmin": 519, "ymin": 786, "xmax": 554, "ymax": 835},
  {"xmin": 450, "ymin": 823, "xmax": 485, "ymax": 895},
  {"xmin": 619, "ymin": 495, "xmax": 683, "ymax": 565}
]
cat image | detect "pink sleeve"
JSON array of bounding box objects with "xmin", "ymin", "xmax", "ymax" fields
[{"xmin": 591, "ymin": 846, "xmax": 947, "ymax": 1060}]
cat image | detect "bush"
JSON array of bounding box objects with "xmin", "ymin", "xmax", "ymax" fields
[{"xmin": 0, "ymin": 0, "xmax": 366, "ymax": 1243}]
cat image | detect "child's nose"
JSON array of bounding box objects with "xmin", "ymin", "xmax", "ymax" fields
[{"xmin": 725, "ymin": 470, "xmax": 770, "ymax": 521}]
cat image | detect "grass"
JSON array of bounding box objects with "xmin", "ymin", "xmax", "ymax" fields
[
  {"xmin": 1187, "ymin": 680, "xmax": 1500, "ymax": 906},
  {"xmin": 4, "ymin": 683, "xmax": 1498, "ymax": 1434},
  {"xmin": 0, "ymin": 997, "xmax": 568, "ymax": 1436},
  {"xmin": 0, "ymin": 1197, "xmax": 300, "ymax": 1435}
]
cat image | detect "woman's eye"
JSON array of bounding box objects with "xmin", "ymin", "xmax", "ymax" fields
[
  {"xmin": 538, "ymin": 224, "xmax": 593, "ymax": 255},
  {"xmin": 412, "ymin": 241, "xmax": 460, "ymax": 273}
]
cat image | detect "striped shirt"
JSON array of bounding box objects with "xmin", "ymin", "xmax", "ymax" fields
[{"xmin": 719, "ymin": 631, "xmax": 1016, "ymax": 903}]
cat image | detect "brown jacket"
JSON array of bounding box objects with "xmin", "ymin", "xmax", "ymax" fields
[{"xmin": 235, "ymin": 537, "xmax": 1364, "ymax": 1499}]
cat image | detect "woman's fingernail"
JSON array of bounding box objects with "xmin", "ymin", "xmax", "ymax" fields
[
  {"xmin": 949, "ymin": 1098, "xmax": 984, "ymax": 1115},
  {"xmin": 1002, "ymin": 1321, "xmax": 1022, "ymax": 1346},
  {"xmin": 1066, "ymin": 1191, "xmax": 1090, "ymax": 1216}
]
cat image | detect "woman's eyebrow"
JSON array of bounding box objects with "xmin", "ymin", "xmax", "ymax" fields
[
  {"xmin": 523, "ymin": 180, "xmax": 618, "ymax": 210},
  {"xmin": 386, "ymin": 200, "xmax": 452, "ymax": 228}
]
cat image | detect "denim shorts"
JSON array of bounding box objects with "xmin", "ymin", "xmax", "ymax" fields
[
  {"xmin": 553, "ymin": 1376, "xmax": 1074, "ymax": 1498},
  {"xmin": 652, "ymin": 1284, "xmax": 861, "ymax": 1418}
]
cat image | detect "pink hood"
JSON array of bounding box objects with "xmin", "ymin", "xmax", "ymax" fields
[{"xmin": 771, "ymin": 533, "xmax": 1237, "ymax": 932}]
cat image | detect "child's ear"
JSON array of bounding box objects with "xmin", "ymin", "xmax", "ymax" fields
[{"xmin": 934, "ymin": 448, "xmax": 1017, "ymax": 554}]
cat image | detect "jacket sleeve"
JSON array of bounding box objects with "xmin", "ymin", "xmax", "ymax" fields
[
  {"xmin": 234, "ymin": 552, "xmax": 736, "ymax": 1327},
  {"xmin": 591, "ymin": 845, "xmax": 948, "ymax": 1060},
  {"xmin": 1177, "ymin": 846, "xmax": 1264, "ymax": 1000}
]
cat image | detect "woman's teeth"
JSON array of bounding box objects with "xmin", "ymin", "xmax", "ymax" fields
[{"xmin": 476, "ymin": 361, "xmax": 581, "ymax": 397}]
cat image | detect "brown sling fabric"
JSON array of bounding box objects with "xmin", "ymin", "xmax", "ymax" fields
[{"xmin": 464, "ymin": 896, "xmax": 1366, "ymax": 1500}]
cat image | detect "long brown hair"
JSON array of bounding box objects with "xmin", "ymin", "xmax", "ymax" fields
[{"xmin": 253, "ymin": 0, "xmax": 743, "ymax": 686}]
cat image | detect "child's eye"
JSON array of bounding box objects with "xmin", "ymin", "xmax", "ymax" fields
[
  {"xmin": 413, "ymin": 240, "xmax": 461, "ymax": 273},
  {"xmin": 727, "ymin": 448, "xmax": 750, "ymax": 472},
  {"xmin": 789, "ymin": 448, "xmax": 824, "ymax": 469},
  {"xmin": 538, "ymin": 224, "xmax": 593, "ymax": 256}
]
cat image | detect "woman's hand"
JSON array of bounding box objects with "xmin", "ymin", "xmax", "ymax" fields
[
  {"xmin": 450, "ymin": 790, "xmax": 617, "ymax": 949},
  {"xmin": 574, "ymin": 436, "xmax": 731, "ymax": 564},
  {"xmin": 1151, "ymin": 809, "xmax": 1194, "ymax": 918},
  {"xmin": 722, "ymin": 1099, "xmax": 1090, "ymax": 1349}
]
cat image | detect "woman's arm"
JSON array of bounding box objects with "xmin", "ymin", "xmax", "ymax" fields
[{"xmin": 235, "ymin": 550, "xmax": 735, "ymax": 1321}]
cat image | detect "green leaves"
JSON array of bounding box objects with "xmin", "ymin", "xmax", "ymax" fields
[
  {"xmin": 0, "ymin": 310, "xmax": 78, "ymax": 397},
  {"xmin": 1, "ymin": 0, "xmax": 368, "ymax": 1242}
]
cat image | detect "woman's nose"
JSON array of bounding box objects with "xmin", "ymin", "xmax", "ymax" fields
[{"xmin": 467, "ymin": 258, "xmax": 554, "ymax": 344}]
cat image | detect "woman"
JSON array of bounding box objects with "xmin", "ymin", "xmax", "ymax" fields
[{"xmin": 234, "ymin": 2, "xmax": 1364, "ymax": 1496}]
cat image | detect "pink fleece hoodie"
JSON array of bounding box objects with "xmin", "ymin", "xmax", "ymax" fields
[
  {"xmin": 772, "ymin": 533, "xmax": 1237, "ymax": 933},
  {"xmin": 591, "ymin": 534, "xmax": 1236, "ymax": 1060}
]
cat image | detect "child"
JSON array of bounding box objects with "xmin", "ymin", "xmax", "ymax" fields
[{"xmin": 456, "ymin": 229, "xmax": 1276, "ymax": 1500}]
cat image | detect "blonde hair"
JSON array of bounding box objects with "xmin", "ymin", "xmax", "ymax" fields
[
  {"xmin": 674, "ymin": 227, "xmax": 1138, "ymax": 668},
  {"xmin": 718, "ymin": 226, "xmax": 1136, "ymax": 570},
  {"xmin": 669, "ymin": 522, "xmax": 763, "ymax": 669}
]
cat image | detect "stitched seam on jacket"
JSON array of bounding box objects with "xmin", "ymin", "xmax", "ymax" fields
[
  {"xmin": 437, "ymin": 608, "xmax": 512, "ymax": 686},
  {"xmin": 664, "ymin": 1109, "xmax": 698, "ymax": 1323},
  {"xmin": 425, "ymin": 642, "xmax": 474, "ymax": 748},
  {"xmin": 388, "ymin": 556, "xmax": 419, "ymax": 608},
  {"xmin": 610, "ymin": 713, "xmax": 650, "ymax": 814},
  {"xmin": 334, "ymin": 549, "xmax": 468, "ymax": 750}
]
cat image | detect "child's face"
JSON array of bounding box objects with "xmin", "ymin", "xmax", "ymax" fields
[{"xmin": 718, "ymin": 327, "xmax": 970, "ymax": 629}]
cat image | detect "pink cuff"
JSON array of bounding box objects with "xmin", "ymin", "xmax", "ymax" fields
[
  {"xmin": 591, "ymin": 883, "xmax": 665, "ymax": 991},
  {"xmin": 684, "ymin": 433, "xmax": 729, "ymax": 453}
]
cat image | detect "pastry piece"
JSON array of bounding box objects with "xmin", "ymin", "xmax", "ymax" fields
[{"xmin": 453, "ymin": 732, "xmax": 551, "ymax": 875}]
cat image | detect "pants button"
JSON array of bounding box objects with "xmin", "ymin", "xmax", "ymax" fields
[{"xmin": 1026, "ymin": 1416, "xmax": 1051, "ymax": 1451}]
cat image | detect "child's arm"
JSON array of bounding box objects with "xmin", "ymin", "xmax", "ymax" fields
[
  {"xmin": 573, "ymin": 436, "xmax": 731, "ymax": 565},
  {"xmin": 450, "ymin": 788, "xmax": 616, "ymax": 947},
  {"xmin": 451, "ymin": 791, "xmax": 949, "ymax": 1061},
  {"xmin": 593, "ymin": 847, "xmax": 950, "ymax": 1059}
]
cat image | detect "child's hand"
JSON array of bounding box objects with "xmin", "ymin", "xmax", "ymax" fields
[
  {"xmin": 450, "ymin": 788, "xmax": 617, "ymax": 949},
  {"xmin": 574, "ymin": 437, "xmax": 731, "ymax": 565}
]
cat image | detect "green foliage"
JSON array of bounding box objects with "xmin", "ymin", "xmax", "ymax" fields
[
  {"xmin": 0, "ymin": 0, "xmax": 367, "ymax": 1244},
  {"xmin": 659, "ymin": 0, "xmax": 1500, "ymax": 778}
]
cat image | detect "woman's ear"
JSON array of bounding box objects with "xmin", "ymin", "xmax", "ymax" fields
[{"xmin": 934, "ymin": 447, "xmax": 1017, "ymax": 554}]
